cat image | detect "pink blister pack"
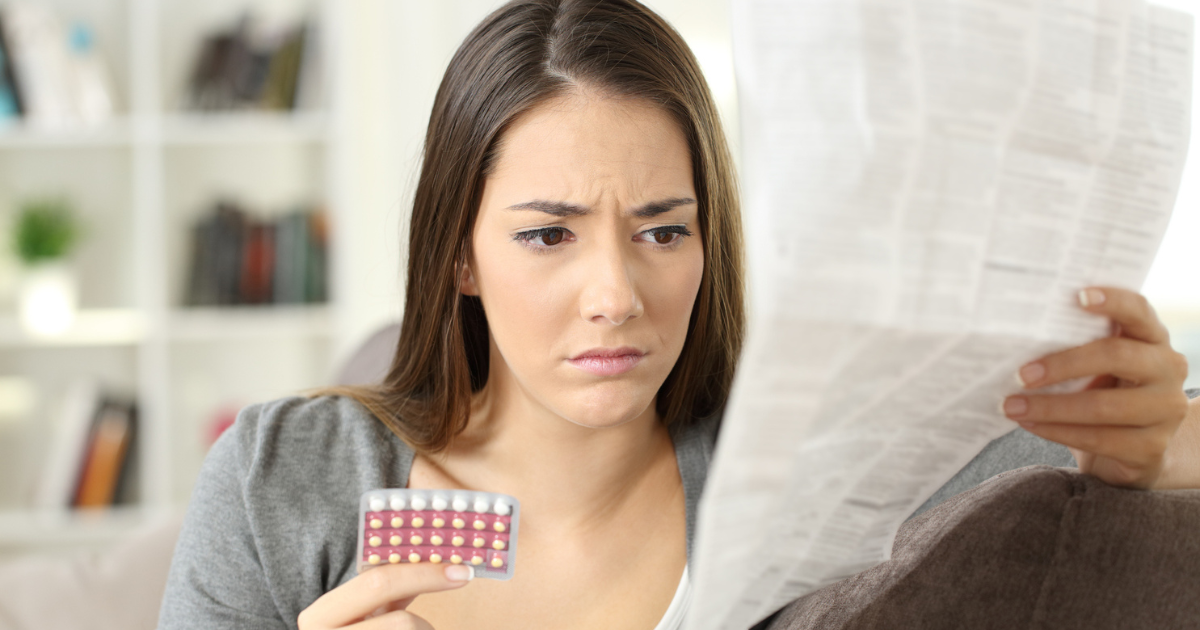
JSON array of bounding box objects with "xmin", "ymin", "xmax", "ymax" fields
[{"xmin": 357, "ymin": 489, "xmax": 520, "ymax": 580}]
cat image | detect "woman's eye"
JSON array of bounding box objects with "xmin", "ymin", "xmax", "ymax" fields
[
  {"xmin": 642, "ymin": 225, "xmax": 692, "ymax": 246},
  {"xmin": 514, "ymin": 227, "xmax": 570, "ymax": 249}
]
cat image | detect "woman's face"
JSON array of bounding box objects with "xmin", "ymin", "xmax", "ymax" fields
[{"xmin": 465, "ymin": 91, "xmax": 703, "ymax": 428}]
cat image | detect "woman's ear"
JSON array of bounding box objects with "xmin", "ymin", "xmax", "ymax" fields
[{"xmin": 459, "ymin": 259, "xmax": 480, "ymax": 296}]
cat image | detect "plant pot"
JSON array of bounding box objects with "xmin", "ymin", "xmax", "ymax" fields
[{"xmin": 18, "ymin": 260, "xmax": 78, "ymax": 337}]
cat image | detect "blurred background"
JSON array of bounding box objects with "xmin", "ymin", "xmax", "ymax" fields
[
  {"xmin": 0, "ymin": 0, "xmax": 1194, "ymax": 571},
  {"xmin": 0, "ymin": 0, "xmax": 741, "ymax": 566}
]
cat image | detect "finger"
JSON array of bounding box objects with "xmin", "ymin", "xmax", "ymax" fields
[
  {"xmin": 1016, "ymin": 337, "xmax": 1176, "ymax": 389},
  {"xmin": 299, "ymin": 564, "xmax": 472, "ymax": 629},
  {"xmin": 1002, "ymin": 385, "xmax": 1185, "ymax": 427},
  {"xmin": 347, "ymin": 609, "xmax": 436, "ymax": 630},
  {"xmin": 1077, "ymin": 287, "xmax": 1169, "ymax": 344},
  {"xmin": 1016, "ymin": 422, "xmax": 1168, "ymax": 487}
]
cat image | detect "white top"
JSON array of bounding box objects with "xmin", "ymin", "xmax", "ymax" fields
[{"xmin": 653, "ymin": 565, "xmax": 692, "ymax": 630}]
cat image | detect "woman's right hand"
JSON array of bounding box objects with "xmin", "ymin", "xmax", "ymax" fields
[{"xmin": 297, "ymin": 563, "xmax": 473, "ymax": 629}]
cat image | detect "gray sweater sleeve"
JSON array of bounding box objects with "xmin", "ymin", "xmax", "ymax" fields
[
  {"xmin": 157, "ymin": 396, "xmax": 405, "ymax": 630},
  {"xmin": 156, "ymin": 403, "xmax": 288, "ymax": 630}
]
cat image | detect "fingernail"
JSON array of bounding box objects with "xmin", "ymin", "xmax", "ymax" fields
[
  {"xmin": 1003, "ymin": 396, "xmax": 1028, "ymax": 418},
  {"xmin": 445, "ymin": 565, "xmax": 473, "ymax": 582},
  {"xmin": 1018, "ymin": 421, "xmax": 1036, "ymax": 430},
  {"xmin": 1017, "ymin": 362, "xmax": 1045, "ymax": 387},
  {"xmin": 1078, "ymin": 288, "xmax": 1105, "ymax": 307}
]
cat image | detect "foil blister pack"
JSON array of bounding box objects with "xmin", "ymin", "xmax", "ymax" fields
[{"xmin": 357, "ymin": 489, "xmax": 520, "ymax": 580}]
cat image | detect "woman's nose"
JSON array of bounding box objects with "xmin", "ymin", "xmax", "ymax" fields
[{"xmin": 579, "ymin": 242, "xmax": 644, "ymax": 326}]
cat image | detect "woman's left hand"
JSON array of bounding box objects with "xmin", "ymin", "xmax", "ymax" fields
[{"xmin": 1002, "ymin": 286, "xmax": 1192, "ymax": 489}]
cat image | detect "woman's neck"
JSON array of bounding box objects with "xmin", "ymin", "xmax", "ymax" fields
[{"xmin": 421, "ymin": 365, "xmax": 677, "ymax": 535}]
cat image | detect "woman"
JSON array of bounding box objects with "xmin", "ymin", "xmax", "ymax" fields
[{"xmin": 157, "ymin": 1, "xmax": 1198, "ymax": 629}]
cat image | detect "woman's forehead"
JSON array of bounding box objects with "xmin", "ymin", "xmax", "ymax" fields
[{"xmin": 483, "ymin": 92, "xmax": 695, "ymax": 206}]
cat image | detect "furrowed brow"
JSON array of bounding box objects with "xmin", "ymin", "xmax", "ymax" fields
[
  {"xmin": 631, "ymin": 197, "xmax": 697, "ymax": 218},
  {"xmin": 505, "ymin": 197, "xmax": 697, "ymax": 218},
  {"xmin": 505, "ymin": 200, "xmax": 589, "ymax": 217}
]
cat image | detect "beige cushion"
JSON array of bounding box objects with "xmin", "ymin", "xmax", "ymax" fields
[{"xmin": 0, "ymin": 512, "xmax": 183, "ymax": 630}]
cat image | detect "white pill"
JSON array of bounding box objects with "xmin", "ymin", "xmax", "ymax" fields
[
  {"xmin": 410, "ymin": 495, "xmax": 428, "ymax": 511},
  {"xmin": 452, "ymin": 496, "xmax": 468, "ymax": 512},
  {"xmin": 389, "ymin": 494, "xmax": 405, "ymax": 511},
  {"xmin": 368, "ymin": 496, "xmax": 385, "ymax": 512},
  {"xmin": 431, "ymin": 495, "xmax": 448, "ymax": 511},
  {"xmin": 493, "ymin": 499, "xmax": 511, "ymax": 516},
  {"xmin": 473, "ymin": 497, "xmax": 490, "ymax": 513}
]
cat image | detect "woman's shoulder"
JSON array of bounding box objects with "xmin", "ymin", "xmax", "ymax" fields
[
  {"xmin": 226, "ymin": 394, "xmax": 395, "ymax": 454},
  {"xmin": 213, "ymin": 393, "xmax": 413, "ymax": 507}
]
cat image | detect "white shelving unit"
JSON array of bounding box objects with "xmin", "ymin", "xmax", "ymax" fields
[{"xmin": 0, "ymin": 0, "xmax": 343, "ymax": 559}]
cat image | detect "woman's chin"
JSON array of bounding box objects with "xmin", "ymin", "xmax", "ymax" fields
[{"xmin": 555, "ymin": 390, "xmax": 658, "ymax": 429}]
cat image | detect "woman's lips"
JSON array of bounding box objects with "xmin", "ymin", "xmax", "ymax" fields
[{"xmin": 567, "ymin": 348, "xmax": 644, "ymax": 376}]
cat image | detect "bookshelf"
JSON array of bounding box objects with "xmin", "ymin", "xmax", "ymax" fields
[{"xmin": 0, "ymin": 0, "xmax": 345, "ymax": 560}]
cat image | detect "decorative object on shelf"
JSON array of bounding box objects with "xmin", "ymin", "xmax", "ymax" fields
[
  {"xmin": 185, "ymin": 12, "xmax": 318, "ymax": 112},
  {"xmin": 0, "ymin": 375, "xmax": 35, "ymax": 425},
  {"xmin": 12, "ymin": 197, "xmax": 83, "ymax": 337},
  {"xmin": 185, "ymin": 199, "xmax": 328, "ymax": 307},
  {"xmin": 204, "ymin": 404, "xmax": 241, "ymax": 450},
  {"xmin": 0, "ymin": 3, "xmax": 116, "ymax": 130}
]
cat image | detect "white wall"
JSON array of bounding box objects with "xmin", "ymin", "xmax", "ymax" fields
[{"xmin": 1143, "ymin": 0, "xmax": 1200, "ymax": 314}]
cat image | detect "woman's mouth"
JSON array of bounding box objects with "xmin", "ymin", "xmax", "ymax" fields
[{"xmin": 567, "ymin": 347, "xmax": 644, "ymax": 376}]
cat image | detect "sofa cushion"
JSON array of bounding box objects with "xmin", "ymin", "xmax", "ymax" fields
[{"xmin": 765, "ymin": 465, "xmax": 1200, "ymax": 630}]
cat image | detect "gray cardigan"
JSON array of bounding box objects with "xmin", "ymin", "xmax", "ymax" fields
[{"xmin": 156, "ymin": 394, "xmax": 1077, "ymax": 629}]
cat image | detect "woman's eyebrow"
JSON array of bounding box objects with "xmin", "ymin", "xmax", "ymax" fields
[{"xmin": 505, "ymin": 197, "xmax": 697, "ymax": 218}]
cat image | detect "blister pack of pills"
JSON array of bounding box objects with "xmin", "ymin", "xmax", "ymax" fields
[{"xmin": 357, "ymin": 489, "xmax": 520, "ymax": 580}]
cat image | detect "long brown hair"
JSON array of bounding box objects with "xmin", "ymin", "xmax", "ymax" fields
[{"xmin": 317, "ymin": 0, "xmax": 744, "ymax": 453}]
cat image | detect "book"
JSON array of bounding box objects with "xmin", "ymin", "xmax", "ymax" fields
[
  {"xmin": 0, "ymin": 12, "xmax": 24, "ymax": 122},
  {"xmin": 185, "ymin": 215, "xmax": 218, "ymax": 306},
  {"xmin": 239, "ymin": 220, "xmax": 275, "ymax": 304},
  {"xmin": 274, "ymin": 210, "xmax": 309, "ymax": 304},
  {"xmin": 212, "ymin": 201, "xmax": 247, "ymax": 305},
  {"xmin": 32, "ymin": 378, "xmax": 102, "ymax": 511},
  {"xmin": 306, "ymin": 208, "xmax": 328, "ymax": 303},
  {"xmin": 259, "ymin": 24, "xmax": 305, "ymax": 110},
  {"xmin": 293, "ymin": 15, "xmax": 323, "ymax": 111},
  {"xmin": 72, "ymin": 398, "xmax": 135, "ymax": 509}
]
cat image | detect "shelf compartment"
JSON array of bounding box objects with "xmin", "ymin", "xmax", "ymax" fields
[
  {"xmin": 0, "ymin": 309, "xmax": 145, "ymax": 348},
  {"xmin": 166, "ymin": 304, "xmax": 332, "ymax": 341},
  {"xmin": 0, "ymin": 118, "xmax": 134, "ymax": 150},
  {"xmin": 161, "ymin": 111, "xmax": 330, "ymax": 145},
  {"xmin": 0, "ymin": 505, "xmax": 169, "ymax": 549}
]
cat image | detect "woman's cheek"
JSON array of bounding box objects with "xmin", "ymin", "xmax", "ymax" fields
[{"xmin": 484, "ymin": 255, "xmax": 574, "ymax": 370}]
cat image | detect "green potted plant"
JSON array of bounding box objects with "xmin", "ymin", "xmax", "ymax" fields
[{"xmin": 12, "ymin": 198, "xmax": 82, "ymax": 336}]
